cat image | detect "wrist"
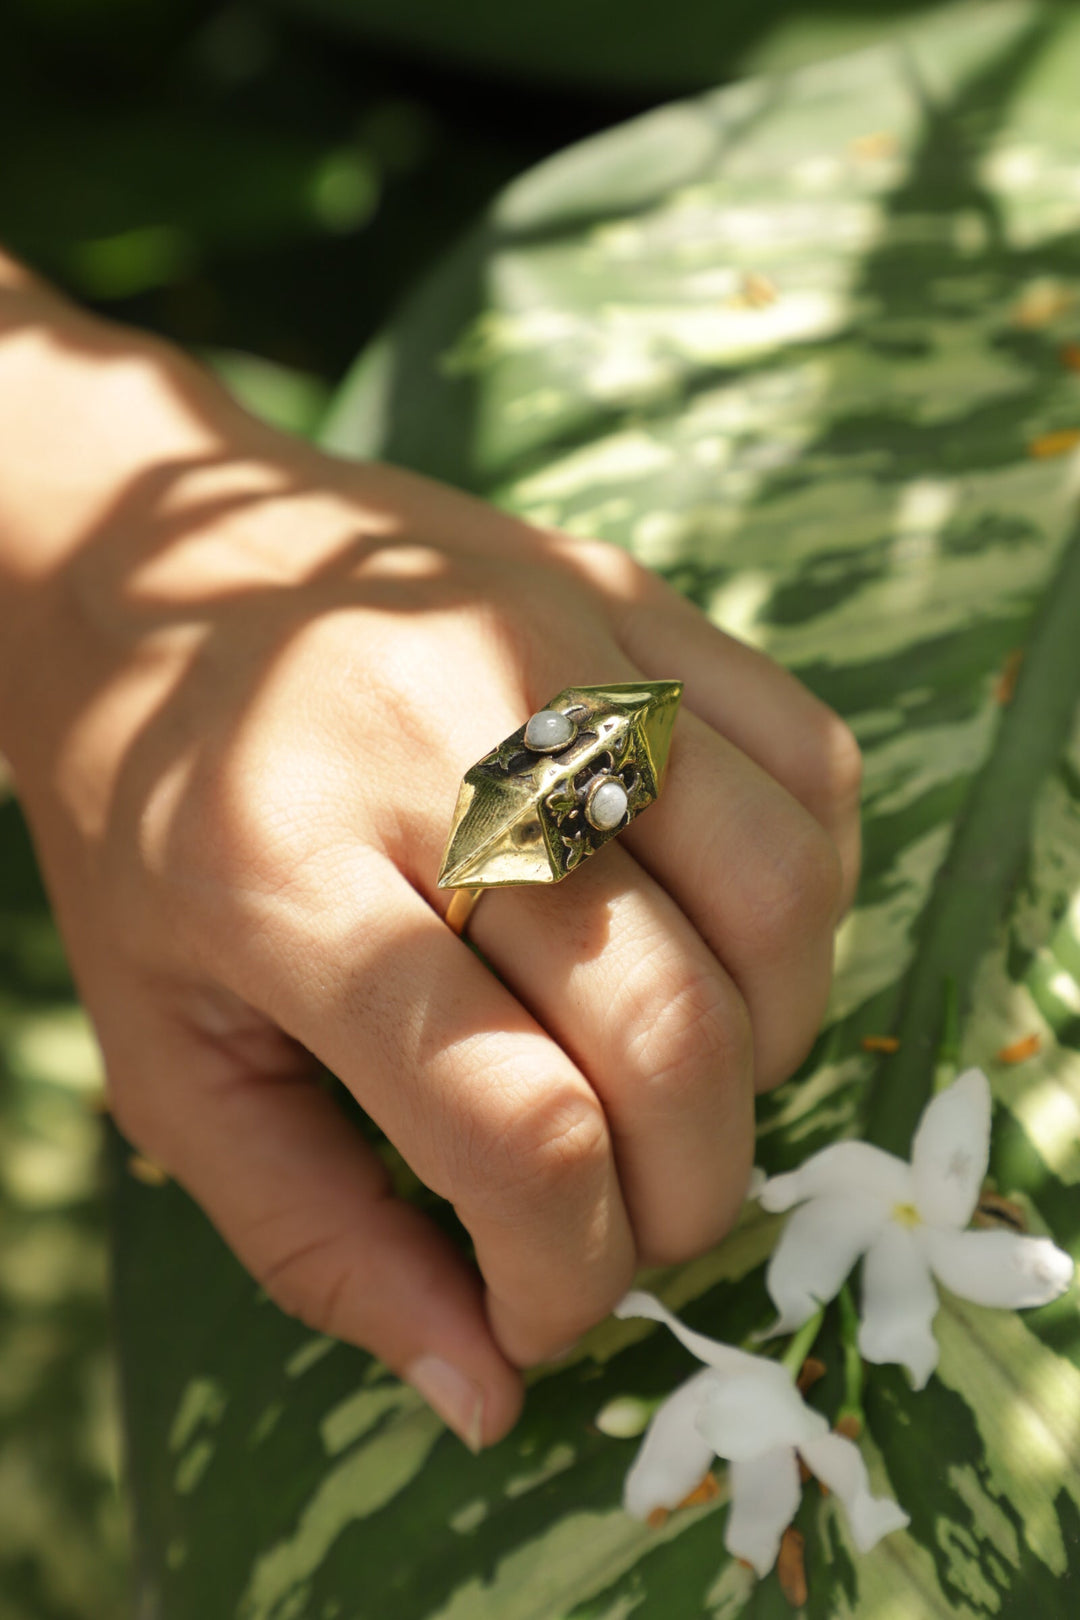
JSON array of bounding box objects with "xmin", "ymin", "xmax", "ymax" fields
[
  {"xmin": 0, "ymin": 256, "xmax": 281, "ymax": 762},
  {"xmin": 0, "ymin": 283, "xmax": 226, "ymax": 584}
]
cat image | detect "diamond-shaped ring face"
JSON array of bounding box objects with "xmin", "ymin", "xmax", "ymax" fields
[{"xmin": 438, "ymin": 682, "xmax": 683, "ymax": 890}]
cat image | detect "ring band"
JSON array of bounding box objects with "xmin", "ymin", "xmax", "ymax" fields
[
  {"xmin": 445, "ymin": 886, "xmax": 485, "ymax": 937},
  {"xmin": 438, "ymin": 681, "xmax": 682, "ymax": 935}
]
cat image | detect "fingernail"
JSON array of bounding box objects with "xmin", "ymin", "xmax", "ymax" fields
[{"xmin": 405, "ymin": 1355, "xmax": 485, "ymax": 1454}]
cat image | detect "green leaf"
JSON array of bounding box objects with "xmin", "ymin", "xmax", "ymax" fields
[
  {"xmin": 0, "ymin": 788, "xmax": 129, "ymax": 1619},
  {"xmin": 114, "ymin": 3, "xmax": 1080, "ymax": 1614},
  {"xmin": 203, "ymin": 350, "xmax": 332, "ymax": 440}
]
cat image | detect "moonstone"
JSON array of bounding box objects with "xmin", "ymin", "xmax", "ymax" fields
[
  {"xmin": 587, "ymin": 777, "xmax": 629, "ymax": 830},
  {"xmin": 524, "ymin": 709, "xmax": 575, "ymax": 751}
]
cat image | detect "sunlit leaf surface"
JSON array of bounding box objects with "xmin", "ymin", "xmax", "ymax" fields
[
  {"xmin": 0, "ymin": 786, "xmax": 128, "ymax": 1620},
  {"xmin": 115, "ymin": 4, "xmax": 1080, "ymax": 1613}
]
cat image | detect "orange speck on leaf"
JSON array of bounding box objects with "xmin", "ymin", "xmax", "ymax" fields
[
  {"xmin": 738, "ymin": 271, "xmax": 778, "ymax": 308},
  {"xmin": 796, "ymin": 1356, "xmax": 827, "ymax": 1395},
  {"xmin": 1061, "ymin": 342, "xmax": 1080, "ymax": 372},
  {"xmin": 1012, "ymin": 280, "xmax": 1074, "ymax": 329},
  {"xmin": 995, "ymin": 648, "xmax": 1024, "ymax": 704},
  {"xmin": 996, "ymin": 1033, "xmax": 1041, "ymax": 1064},
  {"xmin": 646, "ymin": 1506, "xmax": 669, "ymax": 1530},
  {"xmin": 861, "ymin": 1034, "xmax": 900, "ymax": 1054},
  {"xmin": 1029, "ymin": 428, "xmax": 1080, "ymax": 459},
  {"xmin": 778, "ymin": 1527, "xmax": 809, "ymax": 1608},
  {"xmin": 128, "ymin": 1153, "xmax": 169, "ymax": 1187},
  {"xmin": 851, "ymin": 131, "xmax": 899, "ymax": 161}
]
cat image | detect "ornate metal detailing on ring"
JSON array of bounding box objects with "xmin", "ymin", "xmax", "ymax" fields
[{"xmin": 438, "ymin": 682, "xmax": 682, "ymax": 895}]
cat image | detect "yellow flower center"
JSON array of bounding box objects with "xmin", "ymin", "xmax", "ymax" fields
[{"xmin": 891, "ymin": 1201, "xmax": 923, "ymax": 1228}]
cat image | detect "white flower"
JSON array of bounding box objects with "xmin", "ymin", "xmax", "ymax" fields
[
  {"xmin": 759, "ymin": 1067, "xmax": 1074, "ymax": 1387},
  {"xmin": 615, "ymin": 1291, "xmax": 909, "ymax": 1575}
]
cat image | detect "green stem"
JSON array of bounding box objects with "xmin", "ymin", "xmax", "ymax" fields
[
  {"xmin": 780, "ymin": 1306, "xmax": 825, "ymax": 1379},
  {"xmin": 864, "ymin": 520, "xmax": 1080, "ymax": 1155},
  {"xmin": 836, "ymin": 1285, "xmax": 865, "ymax": 1423},
  {"xmin": 933, "ymin": 975, "xmax": 960, "ymax": 1095}
]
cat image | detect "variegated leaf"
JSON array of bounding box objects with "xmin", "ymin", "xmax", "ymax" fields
[{"xmin": 115, "ymin": 4, "xmax": 1080, "ymax": 1614}]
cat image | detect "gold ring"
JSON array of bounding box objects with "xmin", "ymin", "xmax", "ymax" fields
[
  {"xmin": 444, "ymin": 887, "xmax": 485, "ymax": 938},
  {"xmin": 438, "ymin": 682, "xmax": 682, "ymax": 937}
]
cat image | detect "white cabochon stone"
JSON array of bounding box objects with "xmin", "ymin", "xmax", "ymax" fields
[
  {"xmin": 587, "ymin": 777, "xmax": 629, "ymax": 830},
  {"xmin": 524, "ymin": 709, "xmax": 575, "ymax": 750}
]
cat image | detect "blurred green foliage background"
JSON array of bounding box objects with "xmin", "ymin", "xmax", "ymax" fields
[
  {"xmin": 0, "ymin": 0, "xmax": 956, "ymax": 405},
  {"xmin": 0, "ymin": 1, "xmax": 1038, "ymax": 1614},
  {"xmin": 2, "ymin": 0, "xmax": 661, "ymax": 414}
]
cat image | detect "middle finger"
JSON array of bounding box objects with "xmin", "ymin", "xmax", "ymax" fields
[{"xmin": 466, "ymin": 842, "xmax": 756, "ymax": 1266}]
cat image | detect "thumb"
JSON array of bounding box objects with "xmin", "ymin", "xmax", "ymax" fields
[{"xmin": 99, "ymin": 989, "xmax": 524, "ymax": 1451}]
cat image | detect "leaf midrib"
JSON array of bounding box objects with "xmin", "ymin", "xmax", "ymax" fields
[{"xmin": 865, "ymin": 518, "xmax": 1080, "ymax": 1154}]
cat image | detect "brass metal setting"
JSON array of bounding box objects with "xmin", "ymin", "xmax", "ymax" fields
[{"xmin": 438, "ymin": 682, "xmax": 682, "ymax": 903}]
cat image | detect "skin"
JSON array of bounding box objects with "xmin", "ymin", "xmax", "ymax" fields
[{"xmin": 0, "ymin": 251, "xmax": 862, "ymax": 1449}]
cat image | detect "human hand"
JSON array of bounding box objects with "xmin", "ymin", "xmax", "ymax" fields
[{"xmin": 0, "ymin": 280, "xmax": 861, "ymax": 1449}]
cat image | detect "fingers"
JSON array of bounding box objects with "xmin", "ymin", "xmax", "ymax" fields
[
  {"xmin": 215, "ymin": 850, "xmax": 638, "ymax": 1369},
  {"xmin": 622, "ymin": 708, "xmax": 845, "ymax": 1091},
  {"xmin": 467, "ymin": 842, "xmax": 756, "ymax": 1266},
  {"xmin": 624, "ymin": 581, "xmax": 862, "ymax": 911},
  {"xmin": 98, "ymin": 993, "xmax": 524, "ymax": 1450},
  {"xmin": 557, "ymin": 540, "xmax": 862, "ymax": 912}
]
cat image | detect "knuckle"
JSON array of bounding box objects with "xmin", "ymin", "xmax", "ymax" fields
[
  {"xmin": 745, "ymin": 812, "xmax": 844, "ymax": 953},
  {"xmin": 641, "ymin": 1200, "xmax": 739, "ymax": 1269},
  {"xmin": 171, "ymin": 731, "xmax": 337, "ymax": 905},
  {"xmin": 791, "ymin": 705, "xmax": 863, "ymax": 820},
  {"xmin": 560, "ymin": 533, "xmax": 649, "ymax": 602},
  {"xmin": 211, "ymin": 778, "xmax": 314, "ymax": 894},
  {"xmin": 625, "ymin": 968, "xmax": 751, "ymax": 1109},
  {"xmin": 460, "ymin": 1082, "xmax": 611, "ymax": 1217},
  {"xmin": 817, "ymin": 710, "xmax": 863, "ymax": 814},
  {"xmin": 637, "ymin": 1140, "xmax": 754, "ymax": 1270}
]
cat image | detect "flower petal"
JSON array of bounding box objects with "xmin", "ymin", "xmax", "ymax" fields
[
  {"xmin": 759, "ymin": 1142, "xmax": 911, "ymax": 1213},
  {"xmin": 858, "ymin": 1222, "xmax": 940, "ymax": 1388},
  {"xmin": 799, "ymin": 1431, "xmax": 909, "ymax": 1552},
  {"xmin": 615, "ymin": 1291, "xmax": 761, "ymax": 1375},
  {"xmin": 724, "ymin": 1446, "xmax": 802, "ymax": 1577},
  {"xmin": 911, "ymin": 1067, "xmax": 991, "ymax": 1228},
  {"xmin": 697, "ymin": 1366, "xmax": 827, "ymax": 1460},
  {"xmin": 764, "ymin": 1193, "xmax": 888, "ymax": 1334},
  {"xmin": 623, "ymin": 1368, "xmax": 721, "ymax": 1520},
  {"xmin": 924, "ymin": 1226, "xmax": 1075, "ymax": 1308}
]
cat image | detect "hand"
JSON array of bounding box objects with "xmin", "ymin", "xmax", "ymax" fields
[{"xmin": 0, "ymin": 287, "xmax": 861, "ymax": 1449}]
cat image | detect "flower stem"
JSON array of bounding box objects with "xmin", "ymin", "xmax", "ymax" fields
[
  {"xmin": 780, "ymin": 1306, "xmax": 826, "ymax": 1380},
  {"xmin": 933, "ymin": 975, "xmax": 960, "ymax": 1094},
  {"xmin": 836, "ymin": 1285, "xmax": 865, "ymax": 1428},
  {"xmin": 863, "ymin": 518, "xmax": 1080, "ymax": 1155}
]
